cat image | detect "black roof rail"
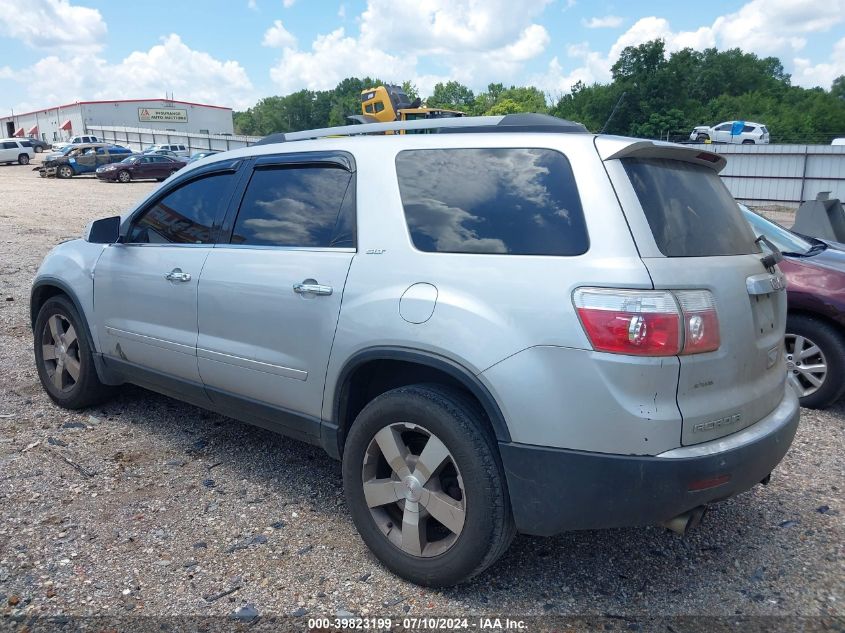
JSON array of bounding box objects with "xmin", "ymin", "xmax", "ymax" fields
[{"xmin": 251, "ymin": 114, "xmax": 589, "ymax": 146}]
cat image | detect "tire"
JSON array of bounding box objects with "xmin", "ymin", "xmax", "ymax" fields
[
  {"xmin": 33, "ymin": 295, "xmax": 114, "ymax": 409},
  {"xmin": 785, "ymin": 314, "xmax": 845, "ymax": 409},
  {"xmin": 742, "ymin": 139, "xmax": 755, "ymax": 145},
  {"xmin": 18, "ymin": 154, "xmax": 30, "ymax": 165},
  {"xmin": 34, "ymin": 146, "xmax": 43, "ymax": 153},
  {"xmin": 56, "ymin": 165, "xmax": 74, "ymax": 179},
  {"xmin": 696, "ymin": 133, "xmax": 709, "ymax": 142},
  {"xmin": 117, "ymin": 170, "xmax": 131, "ymax": 183},
  {"xmin": 342, "ymin": 384, "xmax": 515, "ymax": 586},
  {"xmin": 39, "ymin": 171, "xmax": 47, "ymax": 178}
]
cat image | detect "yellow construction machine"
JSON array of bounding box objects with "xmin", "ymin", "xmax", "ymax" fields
[{"xmin": 352, "ymin": 85, "xmax": 465, "ymax": 132}]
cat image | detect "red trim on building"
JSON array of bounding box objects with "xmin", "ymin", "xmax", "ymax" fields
[
  {"xmin": 14, "ymin": 127, "xmax": 24, "ymax": 137},
  {"xmin": 6, "ymin": 98, "xmax": 232, "ymax": 119},
  {"xmin": 27, "ymin": 125, "xmax": 38, "ymax": 135},
  {"xmin": 60, "ymin": 120, "xmax": 73, "ymax": 131}
]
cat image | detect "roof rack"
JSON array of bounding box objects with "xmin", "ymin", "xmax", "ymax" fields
[{"xmin": 253, "ymin": 113, "xmax": 589, "ymax": 145}]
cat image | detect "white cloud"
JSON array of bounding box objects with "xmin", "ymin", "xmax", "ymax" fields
[
  {"xmin": 0, "ymin": 0, "xmax": 106, "ymax": 50},
  {"xmin": 247, "ymin": 0, "xmax": 258, "ymax": 10},
  {"xmin": 534, "ymin": 0, "xmax": 845, "ymax": 98},
  {"xmin": 270, "ymin": 28, "xmax": 416, "ymax": 93},
  {"xmin": 562, "ymin": 0, "xmax": 576, "ymax": 10},
  {"xmin": 338, "ymin": 3, "xmax": 346, "ymax": 19},
  {"xmin": 792, "ymin": 37, "xmax": 845, "ymax": 88},
  {"xmin": 283, "ymin": 0, "xmax": 295, "ymax": 7},
  {"xmin": 268, "ymin": 0, "xmax": 552, "ymax": 94},
  {"xmin": 583, "ymin": 15, "xmax": 624, "ymax": 29},
  {"xmin": 262, "ymin": 20, "xmax": 296, "ymax": 48},
  {"xmin": 5, "ymin": 34, "xmax": 255, "ymax": 111}
]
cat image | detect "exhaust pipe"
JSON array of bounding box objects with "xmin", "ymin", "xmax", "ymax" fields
[{"xmin": 663, "ymin": 506, "xmax": 707, "ymax": 535}]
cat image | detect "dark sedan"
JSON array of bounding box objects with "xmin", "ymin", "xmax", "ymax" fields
[
  {"xmin": 96, "ymin": 154, "xmax": 186, "ymax": 183},
  {"xmin": 743, "ymin": 206, "xmax": 845, "ymax": 408}
]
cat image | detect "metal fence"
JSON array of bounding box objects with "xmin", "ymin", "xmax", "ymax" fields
[
  {"xmin": 707, "ymin": 144, "xmax": 845, "ymax": 207},
  {"xmin": 86, "ymin": 125, "xmax": 262, "ymax": 154}
]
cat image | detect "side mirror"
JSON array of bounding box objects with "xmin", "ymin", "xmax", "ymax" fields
[{"xmin": 86, "ymin": 216, "xmax": 121, "ymax": 244}]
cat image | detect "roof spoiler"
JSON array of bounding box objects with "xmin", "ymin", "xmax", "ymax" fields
[{"xmin": 596, "ymin": 138, "xmax": 727, "ymax": 173}]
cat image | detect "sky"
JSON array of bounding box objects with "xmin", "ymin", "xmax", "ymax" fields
[{"xmin": 1, "ymin": 0, "xmax": 844, "ymax": 114}]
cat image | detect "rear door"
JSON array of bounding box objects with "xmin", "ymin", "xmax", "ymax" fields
[
  {"xmin": 196, "ymin": 152, "xmax": 356, "ymax": 433},
  {"xmin": 601, "ymin": 143, "xmax": 787, "ymax": 446}
]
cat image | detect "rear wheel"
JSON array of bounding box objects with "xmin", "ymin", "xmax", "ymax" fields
[
  {"xmin": 57, "ymin": 165, "xmax": 73, "ymax": 179},
  {"xmin": 34, "ymin": 146, "xmax": 43, "ymax": 153},
  {"xmin": 742, "ymin": 139, "xmax": 755, "ymax": 145},
  {"xmin": 342, "ymin": 384, "xmax": 514, "ymax": 586},
  {"xmin": 34, "ymin": 295, "xmax": 114, "ymax": 409},
  {"xmin": 117, "ymin": 170, "xmax": 131, "ymax": 183},
  {"xmin": 785, "ymin": 314, "xmax": 845, "ymax": 409},
  {"xmin": 18, "ymin": 154, "xmax": 30, "ymax": 165}
]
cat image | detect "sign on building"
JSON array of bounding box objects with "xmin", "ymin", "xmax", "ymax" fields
[{"xmin": 138, "ymin": 108, "xmax": 188, "ymax": 123}]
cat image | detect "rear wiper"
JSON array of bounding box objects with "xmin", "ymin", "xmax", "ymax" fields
[
  {"xmin": 806, "ymin": 241, "xmax": 828, "ymax": 255},
  {"xmin": 755, "ymin": 234, "xmax": 783, "ymax": 272}
]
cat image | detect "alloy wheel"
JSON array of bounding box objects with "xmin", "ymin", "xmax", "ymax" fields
[
  {"xmin": 40, "ymin": 313, "xmax": 81, "ymax": 393},
  {"xmin": 362, "ymin": 422, "xmax": 466, "ymax": 558},
  {"xmin": 785, "ymin": 333, "xmax": 827, "ymax": 397}
]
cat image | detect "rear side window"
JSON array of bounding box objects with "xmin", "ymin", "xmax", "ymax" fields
[
  {"xmin": 622, "ymin": 158, "xmax": 761, "ymax": 257},
  {"xmin": 231, "ymin": 166, "xmax": 354, "ymax": 248},
  {"xmin": 128, "ymin": 173, "xmax": 235, "ymax": 244},
  {"xmin": 2, "ymin": 141, "xmax": 16, "ymax": 149},
  {"xmin": 395, "ymin": 148, "xmax": 588, "ymax": 255}
]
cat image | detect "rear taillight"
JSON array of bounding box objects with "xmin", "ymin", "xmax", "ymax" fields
[
  {"xmin": 573, "ymin": 288, "xmax": 720, "ymax": 357},
  {"xmin": 675, "ymin": 290, "xmax": 720, "ymax": 354}
]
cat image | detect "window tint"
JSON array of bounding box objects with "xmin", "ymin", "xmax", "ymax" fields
[
  {"xmin": 20, "ymin": 141, "xmax": 32, "ymax": 147},
  {"xmin": 2, "ymin": 141, "xmax": 16, "ymax": 149},
  {"xmin": 395, "ymin": 148, "xmax": 588, "ymax": 256},
  {"xmin": 715, "ymin": 123, "xmax": 732, "ymax": 131},
  {"xmin": 622, "ymin": 158, "xmax": 761, "ymax": 257},
  {"xmin": 742, "ymin": 125, "xmax": 755, "ymax": 133},
  {"xmin": 128, "ymin": 172, "xmax": 234, "ymax": 244},
  {"xmin": 232, "ymin": 166, "xmax": 353, "ymax": 247}
]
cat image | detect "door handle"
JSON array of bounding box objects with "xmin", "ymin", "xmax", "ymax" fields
[
  {"xmin": 293, "ymin": 281, "xmax": 333, "ymax": 296},
  {"xmin": 164, "ymin": 268, "xmax": 192, "ymax": 282}
]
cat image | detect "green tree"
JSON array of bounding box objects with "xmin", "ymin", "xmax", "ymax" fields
[{"xmin": 427, "ymin": 81, "xmax": 475, "ymax": 110}]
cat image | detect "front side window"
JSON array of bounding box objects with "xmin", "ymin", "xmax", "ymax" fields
[
  {"xmin": 231, "ymin": 165, "xmax": 354, "ymax": 248},
  {"xmin": 395, "ymin": 148, "xmax": 588, "ymax": 255},
  {"xmin": 127, "ymin": 172, "xmax": 234, "ymax": 244}
]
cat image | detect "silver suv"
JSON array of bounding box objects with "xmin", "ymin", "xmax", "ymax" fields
[{"xmin": 30, "ymin": 114, "xmax": 799, "ymax": 586}]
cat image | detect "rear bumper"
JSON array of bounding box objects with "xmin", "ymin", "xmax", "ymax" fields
[{"xmin": 500, "ymin": 386, "xmax": 799, "ymax": 536}]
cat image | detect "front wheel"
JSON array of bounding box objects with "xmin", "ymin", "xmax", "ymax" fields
[
  {"xmin": 785, "ymin": 314, "xmax": 845, "ymax": 409},
  {"xmin": 696, "ymin": 133, "xmax": 709, "ymax": 142},
  {"xmin": 342, "ymin": 384, "xmax": 515, "ymax": 586},
  {"xmin": 57, "ymin": 165, "xmax": 74, "ymax": 179},
  {"xmin": 34, "ymin": 295, "xmax": 114, "ymax": 409},
  {"xmin": 18, "ymin": 154, "xmax": 30, "ymax": 165},
  {"xmin": 117, "ymin": 170, "xmax": 131, "ymax": 183}
]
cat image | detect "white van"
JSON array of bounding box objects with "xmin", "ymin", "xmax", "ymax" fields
[{"xmin": 0, "ymin": 138, "xmax": 35, "ymax": 165}]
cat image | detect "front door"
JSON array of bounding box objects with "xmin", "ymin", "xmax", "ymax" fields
[
  {"xmin": 94, "ymin": 168, "xmax": 239, "ymax": 387},
  {"xmin": 196, "ymin": 156, "xmax": 356, "ymax": 429}
]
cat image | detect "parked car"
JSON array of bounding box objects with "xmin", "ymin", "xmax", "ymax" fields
[
  {"xmin": 143, "ymin": 143, "xmax": 190, "ymax": 157},
  {"xmin": 38, "ymin": 144, "xmax": 133, "ymax": 178},
  {"xmin": 146, "ymin": 149, "xmax": 180, "ymax": 159},
  {"xmin": 741, "ymin": 205, "xmax": 845, "ymax": 408},
  {"xmin": 52, "ymin": 135, "xmax": 101, "ymax": 151},
  {"xmin": 0, "ymin": 138, "xmax": 35, "ymax": 165},
  {"xmin": 187, "ymin": 150, "xmax": 221, "ymax": 163},
  {"xmin": 832, "ymin": 138, "xmax": 845, "ymax": 146},
  {"xmin": 690, "ymin": 121, "xmax": 770, "ymax": 144},
  {"xmin": 97, "ymin": 154, "xmax": 186, "ymax": 183},
  {"xmin": 31, "ymin": 114, "xmax": 798, "ymax": 587},
  {"xmin": 22, "ymin": 137, "xmax": 51, "ymax": 153}
]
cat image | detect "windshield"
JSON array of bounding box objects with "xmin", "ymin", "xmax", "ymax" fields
[
  {"xmin": 120, "ymin": 156, "xmax": 137, "ymax": 164},
  {"xmin": 740, "ymin": 206, "xmax": 813, "ymax": 255}
]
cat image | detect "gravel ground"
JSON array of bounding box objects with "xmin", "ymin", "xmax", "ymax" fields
[{"xmin": 0, "ymin": 158, "xmax": 843, "ymax": 626}]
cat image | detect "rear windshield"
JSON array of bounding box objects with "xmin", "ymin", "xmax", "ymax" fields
[{"xmin": 622, "ymin": 158, "xmax": 761, "ymax": 257}]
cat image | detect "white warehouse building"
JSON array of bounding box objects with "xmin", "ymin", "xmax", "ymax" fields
[{"xmin": 1, "ymin": 98, "xmax": 234, "ymax": 143}]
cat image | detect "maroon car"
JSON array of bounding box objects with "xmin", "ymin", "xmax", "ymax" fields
[
  {"xmin": 96, "ymin": 154, "xmax": 185, "ymax": 183},
  {"xmin": 744, "ymin": 206, "xmax": 845, "ymax": 408}
]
